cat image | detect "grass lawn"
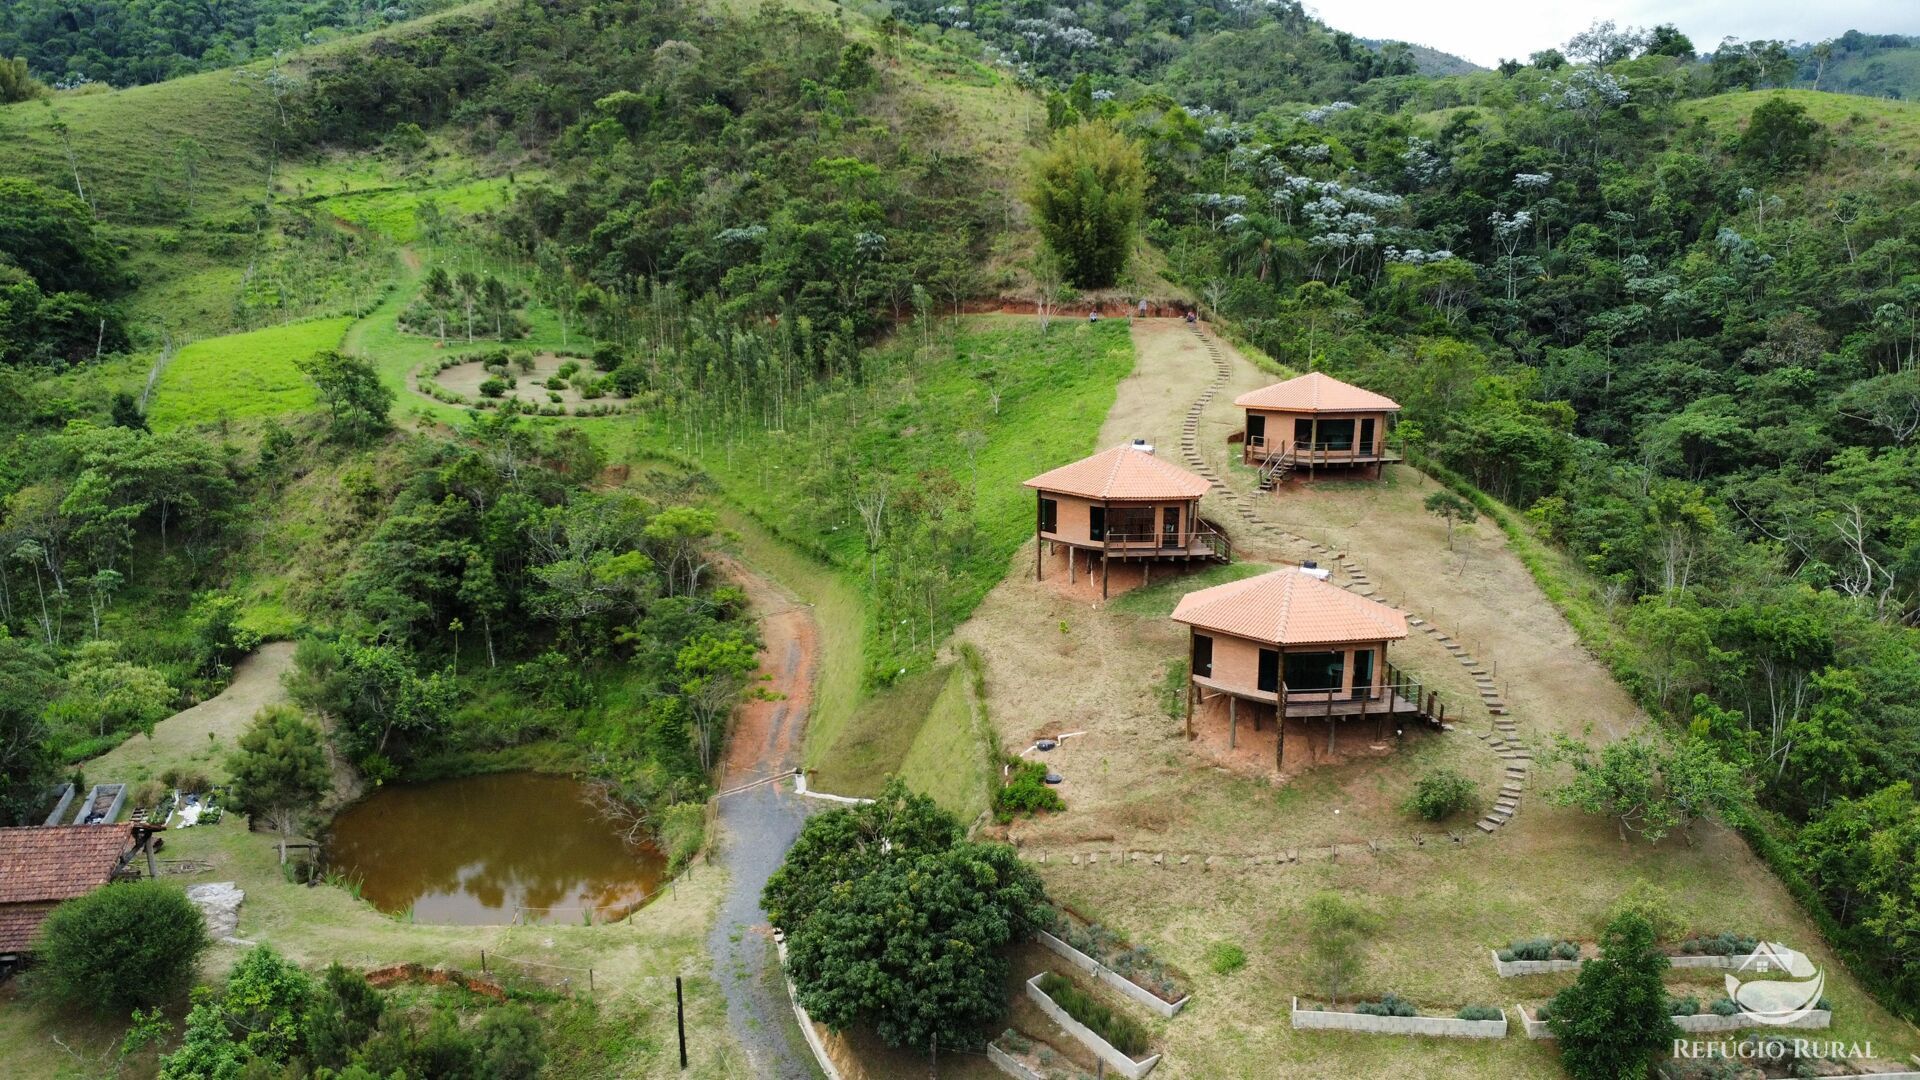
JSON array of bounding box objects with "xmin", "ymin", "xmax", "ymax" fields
[
  {"xmin": 897, "ymin": 650, "xmax": 996, "ymax": 824},
  {"xmin": 148, "ymin": 317, "xmax": 353, "ymax": 429}
]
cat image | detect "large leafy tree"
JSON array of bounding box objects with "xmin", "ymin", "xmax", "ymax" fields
[
  {"xmin": 226, "ymin": 704, "xmax": 330, "ymax": 863},
  {"xmin": 0, "ymin": 635, "xmax": 59, "ymax": 826},
  {"xmin": 296, "ymin": 350, "xmax": 392, "ymax": 446},
  {"xmin": 765, "ymin": 780, "xmax": 1047, "ymax": 1051},
  {"xmin": 1025, "ymin": 123, "xmax": 1148, "ymax": 288},
  {"xmin": 1548, "ymin": 911, "xmax": 1679, "ymax": 1080}
]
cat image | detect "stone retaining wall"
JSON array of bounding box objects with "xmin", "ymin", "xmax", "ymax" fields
[
  {"xmin": 1673, "ymin": 1009, "xmax": 1831, "ymax": 1033},
  {"xmin": 1289, "ymin": 998, "xmax": 1509, "ymax": 1039},
  {"xmin": 1037, "ymin": 930, "xmax": 1191, "ymax": 1018},
  {"xmin": 987, "ymin": 1043, "xmax": 1045, "ymax": 1080},
  {"xmin": 1026, "ymin": 974, "xmax": 1161, "ymax": 1080},
  {"xmin": 1514, "ymin": 1005, "xmax": 1553, "ymax": 1040},
  {"xmin": 1519, "ymin": 1006, "xmax": 1832, "ymax": 1039},
  {"xmin": 1490, "ymin": 949, "xmax": 1584, "ymax": 977},
  {"xmin": 1493, "ymin": 947, "xmax": 1790, "ymax": 977}
]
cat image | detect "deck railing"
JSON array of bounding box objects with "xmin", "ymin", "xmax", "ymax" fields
[
  {"xmin": 1097, "ymin": 520, "xmax": 1232, "ymax": 561},
  {"xmin": 1243, "ymin": 435, "xmax": 1398, "ymax": 465}
]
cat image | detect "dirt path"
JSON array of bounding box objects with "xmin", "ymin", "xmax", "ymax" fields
[
  {"xmin": 706, "ymin": 554, "xmax": 825, "ymax": 1080},
  {"xmin": 86, "ymin": 641, "xmax": 297, "ymax": 785}
]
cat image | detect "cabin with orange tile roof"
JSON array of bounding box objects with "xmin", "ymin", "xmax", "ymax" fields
[
  {"xmin": 1233, "ymin": 371, "xmax": 1401, "ymax": 485},
  {"xmin": 1024, "ymin": 441, "xmax": 1230, "ymax": 597},
  {"xmin": 1172, "ymin": 568, "xmax": 1441, "ymax": 769}
]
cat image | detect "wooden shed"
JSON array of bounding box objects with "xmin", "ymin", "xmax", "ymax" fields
[
  {"xmin": 1172, "ymin": 568, "xmax": 1440, "ymax": 770},
  {"xmin": 1233, "ymin": 372, "xmax": 1401, "ymax": 486},
  {"xmin": 0, "ymin": 823, "xmax": 162, "ymax": 960},
  {"xmin": 1025, "ymin": 441, "xmax": 1230, "ymax": 598}
]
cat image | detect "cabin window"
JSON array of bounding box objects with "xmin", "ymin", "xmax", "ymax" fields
[
  {"xmin": 1192, "ymin": 634, "xmax": 1213, "ymax": 677},
  {"xmin": 1283, "ymin": 651, "xmax": 1344, "ymax": 692},
  {"xmin": 1257, "ymin": 649, "xmax": 1279, "ymax": 693},
  {"xmin": 1359, "ymin": 417, "xmax": 1376, "ymax": 454},
  {"xmin": 1247, "ymin": 414, "xmax": 1266, "ymax": 446},
  {"xmin": 1109, "ymin": 506, "xmax": 1154, "ymax": 542},
  {"xmin": 1352, "ymin": 648, "xmax": 1375, "ymax": 694},
  {"xmin": 1038, "ymin": 497, "xmax": 1058, "ymax": 534},
  {"xmin": 1294, "ymin": 417, "xmax": 1313, "ymax": 446},
  {"xmin": 1088, "ymin": 505, "xmax": 1105, "ymax": 541},
  {"xmin": 1319, "ymin": 418, "xmax": 1355, "ymax": 451},
  {"xmin": 1163, "ymin": 505, "xmax": 1180, "ymax": 545}
]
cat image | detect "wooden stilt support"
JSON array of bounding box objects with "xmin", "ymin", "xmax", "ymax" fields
[
  {"xmin": 1276, "ymin": 715, "xmax": 1285, "ymax": 771},
  {"xmin": 1185, "ymin": 681, "xmax": 1194, "ymax": 738},
  {"xmin": 1228, "ymin": 696, "xmax": 1237, "ymax": 749},
  {"xmin": 1069, "ymin": 549, "xmax": 1076, "ymax": 583},
  {"xmin": 1101, "ymin": 553, "xmax": 1109, "ymax": 599}
]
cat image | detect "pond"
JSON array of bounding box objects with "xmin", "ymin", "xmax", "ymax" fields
[{"xmin": 325, "ymin": 771, "xmax": 668, "ymax": 925}]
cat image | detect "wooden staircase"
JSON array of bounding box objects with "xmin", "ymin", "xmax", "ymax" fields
[{"xmin": 1257, "ymin": 454, "xmax": 1291, "ymax": 491}]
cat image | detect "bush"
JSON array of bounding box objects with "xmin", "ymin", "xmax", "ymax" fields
[
  {"xmin": 993, "ymin": 758, "xmax": 1064, "ymax": 822},
  {"xmin": 1667, "ymin": 994, "xmax": 1700, "ymax": 1016},
  {"xmin": 1600, "ymin": 880, "xmax": 1683, "ymax": 943},
  {"xmin": 657, "ymin": 801, "xmax": 706, "ymax": 870},
  {"xmin": 1406, "ymin": 767, "xmax": 1476, "ymax": 821},
  {"xmin": 1679, "ymin": 931, "xmax": 1758, "ymax": 957},
  {"xmin": 1036, "ymin": 972, "xmax": 1149, "ymax": 1057},
  {"xmin": 1353, "ymin": 993, "xmax": 1418, "ymax": 1017},
  {"xmin": 1504, "ymin": 937, "xmax": 1580, "ymax": 962},
  {"xmin": 1548, "ymin": 911, "xmax": 1679, "ymax": 1080},
  {"xmin": 1206, "ymin": 941, "xmax": 1246, "ymax": 975},
  {"xmin": 478, "ymin": 376, "xmax": 508, "ymax": 398},
  {"xmin": 1457, "ymin": 1005, "xmax": 1503, "ymax": 1021},
  {"xmin": 33, "ymin": 880, "xmax": 210, "ymax": 1012},
  {"xmin": 1709, "ymin": 997, "xmax": 1741, "ymax": 1016}
]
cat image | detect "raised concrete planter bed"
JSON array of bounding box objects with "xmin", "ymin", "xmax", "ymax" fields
[
  {"xmin": 1673, "ymin": 1009, "xmax": 1831, "ymax": 1033},
  {"xmin": 1026, "ymin": 974, "xmax": 1161, "ymax": 1079},
  {"xmin": 1520, "ymin": 1006, "xmax": 1831, "ymax": 1039},
  {"xmin": 1490, "ymin": 949, "xmax": 1584, "ymax": 976},
  {"xmin": 1289, "ymin": 997, "xmax": 1508, "ymax": 1039},
  {"xmin": 1037, "ymin": 929, "xmax": 1190, "ymax": 1018},
  {"xmin": 1514, "ymin": 1005, "xmax": 1553, "ymax": 1040},
  {"xmin": 1493, "ymin": 947, "xmax": 1792, "ymax": 976},
  {"xmin": 988, "ymin": 1035, "xmax": 1099, "ymax": 1080}
]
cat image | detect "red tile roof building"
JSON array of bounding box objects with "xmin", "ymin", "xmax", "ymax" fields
[
  {"xmin": 0, "ymin": 824, "xmax": 157, "ymax": 957},
  {"xmin": 1024, "ymin": 444, "xmax": 1230, "ymax": 596}
]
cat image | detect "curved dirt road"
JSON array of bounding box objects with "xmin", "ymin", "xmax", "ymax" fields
[{"xmin": 706, "ymin": 555, "xmax": 824, "ymax": 1079}]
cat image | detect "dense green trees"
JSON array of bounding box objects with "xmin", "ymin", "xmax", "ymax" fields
[
  {"xmin": 1026, "ymin": 123, "xmax": 1150, "ymax": 288},
  {"xmin": 764, "ymin": 780, "xmax": 1048, "ymax": 1051},
  {"xmin": 0, "ymin": 178, "xmax": 129, "ymax": 365},
  {"xmin": 33, "ymin": 880, "xmax": 210, "ymax": 1012},
  {"xmin": 159, "ymin": 947, "xmax": 546, "ymax": 1079},
  {"xmin": 0, "ymin": 1, "xmax": 454, "ymax": 87}
]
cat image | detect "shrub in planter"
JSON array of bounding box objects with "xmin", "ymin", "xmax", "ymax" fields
[
  {"xmin": 1709, "ymin": 998, "xmax": 1740, "ymax": 1016},
  {"xmin": 1406, "ymin": 766, "xmax": 1477, "ymax": 821},
  {"xmin": 1037, "ymin": 972, "xmax": 1148, "ymax": 1057},
  {"xmin": 1457, "ymin": 1005, "xmax": 1503, "ymax": 1021},
  {"xmin": 1353, "ymin": 993, "xmax": 1418, "ymax": 1017},
  {"xmin": 1667, "ymin": 995, "xmax": 1700, "ymax": 1016},
  {"xmin": 1505, "ymin": 937, "xmax": 1579, "ymax": 961}
]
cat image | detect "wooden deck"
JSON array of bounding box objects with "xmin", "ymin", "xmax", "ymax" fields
[{"xmin": 1190, "ymin": 674, "xmax": 1423, "ymax": 719}]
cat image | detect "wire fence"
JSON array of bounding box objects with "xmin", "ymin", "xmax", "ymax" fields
[{"xmin": 479, "ymin": 950, "xmax": 595, "ymax": 997}]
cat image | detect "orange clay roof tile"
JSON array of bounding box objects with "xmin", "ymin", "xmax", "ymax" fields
[
  {"xmin": 1171, "ymin": 569, "xmax": 1408, "ymax": 646},
  {"xmin": 1233, "ymin": 371, "xmax": 1400, "ymax": 413},
  {"xmin": 1023, "ymin": 445, "xmax": 1214, "ymax": 501}
]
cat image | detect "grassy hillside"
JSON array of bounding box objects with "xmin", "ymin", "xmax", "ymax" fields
[
  {"xmin": 148, "ymin": 317, "xmax": 352, "ymax": 429},
  {"xmin": 1678, "ymin": 88, "xmax": 1920, "ymax": 164}
]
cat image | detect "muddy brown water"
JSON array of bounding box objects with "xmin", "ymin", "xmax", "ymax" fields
[{"xmin": 325, "ymin": 771, "xmax": 666, "ymax": 925}]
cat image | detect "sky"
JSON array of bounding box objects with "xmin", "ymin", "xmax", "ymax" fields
[{"xmin": 1311, "ymin": 0, "xmax": 1917, "ymax": 68}]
